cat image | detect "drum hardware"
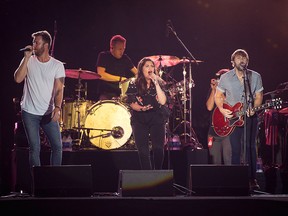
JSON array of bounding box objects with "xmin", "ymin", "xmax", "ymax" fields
[
  {"xmin": 64, "ymin": 68, "xmax": 101, "ymax": 141},
  {"xmin": 173, "ymin": 57, "xmax": 202, "ymax": 149},
  {"xmin": 166, "ymin": 19, "xmax": 203, "ymax": 149},
  {"xmin": 75, "ymin": 126, "xmax": 124, "ymax": 139}
]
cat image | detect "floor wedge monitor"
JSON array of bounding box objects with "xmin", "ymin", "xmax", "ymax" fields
[
  {"xmin": 33, "ymin": 164, "xmax": 93, "ymax": 197},
  {"xmin": 189, "ymin": 165, "xmax": 249, "ymax": 196},
  {"xmin": 118, "ymin": 170, "xmax": 174, "ymax": 197}
]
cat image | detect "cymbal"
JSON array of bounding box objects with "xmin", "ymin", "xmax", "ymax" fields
[
  {"xmin": 146, "ymin": 55, "xmax": 180, "ymax": 67},
  {"xmin": 178, "ymin": 59, "xmax": 204, "ymax": 64},
  {"xmin": 65, "ymin": 69, "xmax": 101, "ymax": 80}
]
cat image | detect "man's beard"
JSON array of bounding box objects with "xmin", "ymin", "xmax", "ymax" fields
[{"xmin": 34, "ymin": 47, "xmax": 44, "ymax": 56}]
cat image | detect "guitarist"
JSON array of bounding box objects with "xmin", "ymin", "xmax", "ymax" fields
[
  {"xmin": 214, "ymin": 49, "xmax": 264, "ymax": 191},
  {"xmin": 206, "ymin": 69, "xmax": 231, "ymax": 165}
]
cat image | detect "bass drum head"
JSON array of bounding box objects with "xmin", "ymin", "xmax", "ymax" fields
[{"xmin": 84, "ymin": 100, "xmax": 132, "ymax": 150}]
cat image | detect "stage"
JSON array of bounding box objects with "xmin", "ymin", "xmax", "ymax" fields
[
  {"xmin": 1, "ymin": 193, "xmax": 288, "ymax": 216},
  {"xmin": 11, "ymin": 147, "xmax": 209, "ymax": 194},
  {"xmin": 0, "ymin": 147, "xmax": 286, "ymax": 215}
]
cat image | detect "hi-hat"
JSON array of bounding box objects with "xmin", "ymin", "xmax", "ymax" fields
[
  {"xmin": 146, "ymin": 55, "xmax": 180, "ymax": 68},
  {"xmin": 65, "ymin": 69, "xmax": 101, "ymax": 80}
]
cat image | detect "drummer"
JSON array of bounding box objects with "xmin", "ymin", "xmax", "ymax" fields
[{"xmin": 95, "ymin": 34, "xmax": 137, "ymax": 101}]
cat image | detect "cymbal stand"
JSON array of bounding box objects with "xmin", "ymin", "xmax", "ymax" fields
[
  {"xmin": 74, "ymin": 75, "xmax": 84, "ymax": 145},
  {"xmin": 167, "ymin": 20, "xmax": 202, "ymax": 149},
  {"xmin": 181, "ymin": 59, "xmax": 188, "ymax": 144},
  {"xmin": 170, "ymin": 61, "xmax": 189, "ymax": 142},
  {"xmin": 187, "ymin": 59, "xmax": 202, "ymax": 148}
]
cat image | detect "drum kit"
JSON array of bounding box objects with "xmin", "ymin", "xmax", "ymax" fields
[
  {"xmin": 62, "ymin": 56, "xmax": 204, "ymax": 150},
  {"xmin": 146, "ymin": 55, "xmax": 204, "ymax": 149},
  {"xmin": 61, "ymin": 68, "xmax": 135, "ymax": 150}
]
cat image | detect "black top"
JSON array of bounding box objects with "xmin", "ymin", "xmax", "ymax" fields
[
  {"xmin": 96, "ymin": 51, "xmax": 135, "ymax": 97},
  {"xmin": 126, "ymin": 81, "xmax": 171, "ymax": 125}
]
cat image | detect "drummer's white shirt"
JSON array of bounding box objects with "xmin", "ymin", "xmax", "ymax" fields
[{"xmin": 21, "ymin": 55, "xmax": 65, "ymax": 115}]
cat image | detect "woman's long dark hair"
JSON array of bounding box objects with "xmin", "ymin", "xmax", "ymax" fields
[{"xmin": 135, "ymin": 58, "xmax": 156, "ymax": 95}]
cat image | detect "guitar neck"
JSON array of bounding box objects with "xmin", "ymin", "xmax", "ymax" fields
[{"xmin": 236, "ymin": 99, "xmax": 281, "ymax": 117}]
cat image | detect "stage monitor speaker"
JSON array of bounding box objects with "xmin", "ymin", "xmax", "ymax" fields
[
  {"xmin": 118, "ymin": 170, "xmax": 174, "ymax": 197},
  {"xmin": 189, "ymin": 165, "xmax": 250, "ymax": 196},
  {"xmin": 33, "ymin": 165, "xmax": 93, "ymax": 197}
]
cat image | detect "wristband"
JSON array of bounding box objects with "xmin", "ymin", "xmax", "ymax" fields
[{"xmin": 119, "ymin": 76, "xmax": 122, "ymax": 82}]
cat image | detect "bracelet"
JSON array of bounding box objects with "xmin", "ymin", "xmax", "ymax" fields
[{"xmin": 119, "ymin": 76, "xmax": 122, "ymax": 82}]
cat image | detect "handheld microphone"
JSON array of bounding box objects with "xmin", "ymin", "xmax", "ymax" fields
[{"xmin": 19, "ymin": 47, "xmax": 32, "ymax": 52}]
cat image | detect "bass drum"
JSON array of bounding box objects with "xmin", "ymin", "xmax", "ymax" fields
[{"xmin": 84, "ymin": 100, "xmax": 132, "ymax": 150}]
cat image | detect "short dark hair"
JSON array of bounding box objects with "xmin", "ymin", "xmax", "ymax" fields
[
  {"xmin": 231, "ymin": 49, "xmax": 249, "ymax": 61},
  {"xmin": 32, "ymin": 30, "xmax": 52, "ymax": 49}
]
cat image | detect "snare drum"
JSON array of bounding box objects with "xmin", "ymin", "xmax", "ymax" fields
[{"xmin": 84, "ymin": 100, "xmax": 132, "ymax": 150}]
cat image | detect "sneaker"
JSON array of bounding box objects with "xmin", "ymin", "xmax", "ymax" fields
[{"xmin": 249, "ymin": 179, "xmax": 260, "ymax": 191}]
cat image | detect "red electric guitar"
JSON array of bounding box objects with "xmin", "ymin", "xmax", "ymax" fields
[{"xmin": 212, "ymin": 98, "xmax": 282, "ymax": 137}]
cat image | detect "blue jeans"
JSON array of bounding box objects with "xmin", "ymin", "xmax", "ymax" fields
[{"xmin": 21, "ymin": 110, "xmax": 62, "ymax": 168}]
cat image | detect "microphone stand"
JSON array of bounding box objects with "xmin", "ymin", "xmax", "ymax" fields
[
  {"xmin": 167, "ymin": 22, "xmax": 202, "ymax": 149},
  {"xmin": 242, "ymin": 70, "xmax": 248, "ymax": 165},
  {"xmin": 243, "ymin": 68, "xmax": 254, "ymax": 175},
  {"xmin": 50, "ymin": 20, "xmax": 57, "ymax": 57}
]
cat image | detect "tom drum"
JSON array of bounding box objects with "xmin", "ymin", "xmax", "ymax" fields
[{"xmin": 62, "ymin": 100, "xmax": 94, "ymax": 130}]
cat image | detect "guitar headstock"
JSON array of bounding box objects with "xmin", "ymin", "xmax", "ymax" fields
[{"xmin": 270, "ymin": 98, "xmax": 282, "ymax": 110}]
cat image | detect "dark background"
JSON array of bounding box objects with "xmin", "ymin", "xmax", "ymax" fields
[{"xmin": 1, "ymin": 0, "xmax": 288, "ymax": 194}]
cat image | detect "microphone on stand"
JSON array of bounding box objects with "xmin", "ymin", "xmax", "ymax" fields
[
  {"xmin": 241, "ymin": 63, "xmax": 248, "ymax": 71},
  {"xmin": 111, "ymin": 126, "xmax": 124, "ymax": 139}
]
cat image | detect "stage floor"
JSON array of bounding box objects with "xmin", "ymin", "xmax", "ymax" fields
[{"xmin": 1, "ymin": 193, "xmax": 288, "ymax": 216}]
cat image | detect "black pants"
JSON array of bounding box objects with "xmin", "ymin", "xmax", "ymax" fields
[
  {"xmin": 229, "ymin": 115, "xmax": 258, "ymax": 180},
  {"xmin": 132, "ymin": 121, "xmax": 165, "ymax": 170}
]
